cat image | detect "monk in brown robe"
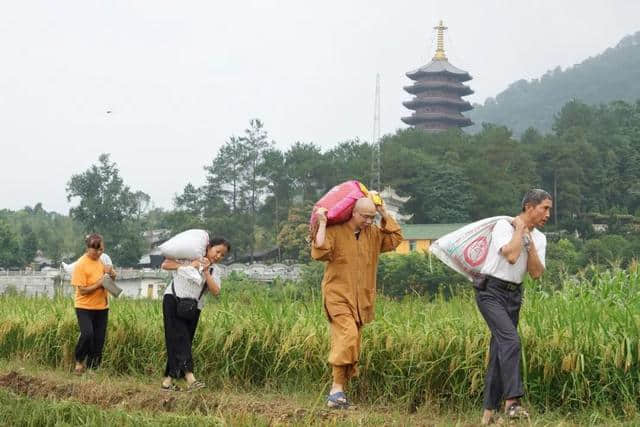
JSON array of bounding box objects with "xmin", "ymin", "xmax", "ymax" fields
[{"xmin": 311, "ymin": 197, "xmax": 403, "ymax": 408}]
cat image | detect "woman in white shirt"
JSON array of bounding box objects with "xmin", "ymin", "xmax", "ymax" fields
[{"xmin": 160, "ymin": 236, "xmax": 230, "ymax": 391}]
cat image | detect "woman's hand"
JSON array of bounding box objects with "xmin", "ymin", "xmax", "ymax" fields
[
  {"xmin": 104, "ymin": 265, "xmax": 117, "ymax": 280},
  {"xmin": 78, "ymin": 277, "xmax": 104, "ymax": 295},
  {"xmin": 189, "ymin": 257, "xmax": 210, "ymax": 269}
]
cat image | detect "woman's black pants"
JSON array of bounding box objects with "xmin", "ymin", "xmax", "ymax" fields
[
  {"xmin": 75, "ymin": 308, "xmax": 109, "ymax": 369},
  {"xmin": 163, "ymin": 294, "xmax": 201, "ymax": 379}
]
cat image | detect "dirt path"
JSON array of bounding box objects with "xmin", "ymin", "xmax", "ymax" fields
[{"xmin": 0, "ymin": 369, "xmax": 429, "ymax": 426}]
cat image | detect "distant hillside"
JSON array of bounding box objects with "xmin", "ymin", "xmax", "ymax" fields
[{"xmin": 466, "ymin": 31, "xmax": 640, "ymax": 136}]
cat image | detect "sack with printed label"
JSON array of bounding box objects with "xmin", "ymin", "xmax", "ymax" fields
[
  {"xmin": 159, "ymin": 229, "xmax": 210, "ymax": 260},
  {"xmin": 309, "ymin": 180, "xmax": 383, "ymax": 230},
  {"xmin": 429, "ymin": 216, "xmax": 512, "ymax": 282}
]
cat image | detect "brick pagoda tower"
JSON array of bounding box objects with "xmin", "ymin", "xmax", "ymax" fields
[{"xmin": 402, "ymin": 21, "xmax": 474, "ymax": 132}]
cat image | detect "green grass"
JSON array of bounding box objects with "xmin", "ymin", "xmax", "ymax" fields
[{"xmin": 1, "ymin": 266, "xmax": 640, "ymax": 414}]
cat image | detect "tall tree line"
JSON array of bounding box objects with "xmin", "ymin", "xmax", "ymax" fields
[{"xmin": 2, "ymin": 99, "xmax": 640, "ymax": 268}]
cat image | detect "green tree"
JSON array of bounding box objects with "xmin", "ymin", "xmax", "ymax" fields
[
  {"xmin": 240, "ymin": 119, "xmax": 272, "ymax": 261},
  {"xmin": 277, "ymin": 204, "xmax": 313, "ymax": 262},
  {"xmin": 66, "ymin": 154, "xmax": 145, "ymax": 266},
  {"xmin": 0, "ymin": 219, "xmax": 22, "ymax": 268},
  {"xmin": 259, "ymin": 147, "xmax": 291, "ymax": 254},
  {"xmin": 285, "ymin": 142, "xmax": 326, "ymax": 203},
  {"xmin": 20, "ymin": 224, "xmax": 38, "ymax": 265}
]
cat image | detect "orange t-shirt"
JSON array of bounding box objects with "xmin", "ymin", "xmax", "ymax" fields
[{"xmin": 71, "ymin": 254, "xmax": 108, "ymax": 310}]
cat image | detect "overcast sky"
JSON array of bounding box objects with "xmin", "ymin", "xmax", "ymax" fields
[{"xmin": 2, "ymin": 0, "xmax": 639, "ymax": 214}]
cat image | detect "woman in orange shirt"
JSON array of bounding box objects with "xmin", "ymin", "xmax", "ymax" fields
[{"xmin": 71, "ymin": 234, "xmax": 117, "ymax": 374}]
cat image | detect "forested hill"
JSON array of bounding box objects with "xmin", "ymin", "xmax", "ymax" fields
[{"xmin": 466, "ymin": 30, "xmax": 640, "ymax": 136}]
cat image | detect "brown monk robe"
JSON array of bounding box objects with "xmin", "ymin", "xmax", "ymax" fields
[{"xmin": 311, "ymin": 197, "xmax": 403, "ymax": 408}]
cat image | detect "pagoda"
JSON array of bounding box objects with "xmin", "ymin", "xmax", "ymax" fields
[
  {"xmin": 379, "ymin": 186, "xmax": 412, "ymax": 223},
  {"xmin": 402, "ymin": 21, "xmax": 474, "ymax": 132}
]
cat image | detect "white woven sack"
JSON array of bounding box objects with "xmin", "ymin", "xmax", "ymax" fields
[
  {"xmin": 159, "ymin": 229, "xmax": 209, "ymax": 260},
  {"xmin": 429, "ymin": 216, "xmax": 512, "ymax": 282},
  {"xmin": 62, "ymin": 253, "xmax": 113, "ymax": 274}
]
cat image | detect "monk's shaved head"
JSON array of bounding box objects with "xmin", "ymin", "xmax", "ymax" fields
[{"xmin": 354, "ymin": 197, "xmax": 376, "ymax": 213}]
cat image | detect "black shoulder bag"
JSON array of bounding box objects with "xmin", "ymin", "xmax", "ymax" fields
[{"xmin": 171, "ymin": 280, "xmax": 207, "ymax": 321}]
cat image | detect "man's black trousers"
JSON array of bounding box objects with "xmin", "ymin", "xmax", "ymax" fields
[{"xmin": 475, "ymin": 276, "xmax": 524, "ymax": 410}]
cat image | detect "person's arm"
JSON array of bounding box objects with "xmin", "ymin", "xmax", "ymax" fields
[
  {"xmin": 203, "ymin": 266, "xmax": 221, "ymax": 296},
  {"xmin": 526, "ymin": 239, "xmax": 544, "ymax": 279},
  {"xmin": 313, "ymin": 208, "xmax": 328, "ymax": 248},
  {"xmin": 500, "ymin": 217, "xmax": 527, "ymax": 264},
  {"xmin": 71, "ymin": 261, "xmax": 103, "ymax": 295},
  {"xmin": 311, "ymin": 208, "xmax": 334, "ymax": 261},
  {"xmin": 161, "ymin": 258, "xmax": 203, "ymax": 271},
  {"xmin": 526, "ymin": 234, "xmax": 546, "ymax": 279},
  {"xmin": 377, "ymin": 204, "xmax": 404, "ymax": 253},
  {"xmin": 75, "ymin": 275, "xmax": 105, "ymax": 295}
]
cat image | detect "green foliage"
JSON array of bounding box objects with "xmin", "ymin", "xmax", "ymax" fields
[
  {"xmin": 581, "ymin": 235, "xmax": 632, "ymax": 267},
  {"xmin": 0, "ymin": 204, "xmax": 82, "ymax": 266},
  {"xmin": 66, "ymin": 154, "xmax": 146, "ymax": 266},
  {"xmin": 298, "ymin": 261, "xmax": 324, "ymax": 290},
  {"xmin": 0, "ymin": 218, "xmax": 22, "ymax": 268},
  {"xmin": 376, "ymin": 252, "xmax": 467, "ymax": 298},
  {"xmin": 544, "ymin": 238, "xmax": 581, "ymax": 285},
  {"xmin": 468, "ymin": 31, "xmax": 640, "ymax": 135},
  {"xmin": 3, "ymin": 267, "xmax": 640, "ymax": 412},
  {"xmin": 19, "ymin": 224, "xmax": 38, "ymax": 264},
  {"xmin": 277, "ymin": 204, "xmax": 312, "ymax": 262}
]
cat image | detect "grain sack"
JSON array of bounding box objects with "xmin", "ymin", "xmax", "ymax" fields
[
  {"xmin": 309, "ymin": 180, "xmax": 383, "ymax": 229},
  {"xmin": 158, "ymin": 229, "xmax": 210, "ymax": 260},
  {"xmin": 429, "ymin": 216, "xmax": 512, "ymax": 281},
  {"xmin": 62, "ymin": 253, "xmax": 112, "ymax": 274}
]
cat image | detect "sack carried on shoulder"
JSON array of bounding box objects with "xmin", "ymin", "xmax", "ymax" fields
[
  {"xmin": 429, "ymin": 216, "xmax": 512, "ymax": 282},
  {"xmin": 171, "ymin": 281, "xmax": 207, "ymax": 321},
  {"xmin": 159, "ymin": 229, "xmax": 210, "ymax": 260}
]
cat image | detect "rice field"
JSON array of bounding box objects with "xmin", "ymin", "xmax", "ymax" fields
[{"xmin": 1, "ymin": 266, "xmax": 640, "ymax": 414}]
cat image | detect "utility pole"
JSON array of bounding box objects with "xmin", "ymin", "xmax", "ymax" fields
[{"xmin": 371, "ymin": 73, "xmax": 381, "ymax": 191}]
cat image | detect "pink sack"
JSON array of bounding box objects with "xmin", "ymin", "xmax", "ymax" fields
[{"xmin": 310, "ymin": 180, "xmax": 368, "ymax": 229}]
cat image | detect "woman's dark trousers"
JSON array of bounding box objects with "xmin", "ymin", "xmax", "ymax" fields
[
  {"xmin": 163, "ymin": 294, "xmax": 201, "ymax": 379},
  {"xmin": 75, "ymin": 308, "xmax": 109, "ymax": 369}
]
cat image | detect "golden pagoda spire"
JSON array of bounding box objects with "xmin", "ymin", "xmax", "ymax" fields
[{"xmin": 433, "ymin": 20, "xmax": 448, "ymax": 61}]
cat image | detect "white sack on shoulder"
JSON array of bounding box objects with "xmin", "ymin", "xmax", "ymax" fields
[
  {"xmin": 429, "ymin": 216, "xmax": 512, "ymax": 282},
  {"xmin": 62, "ymin": 253, "xmax": 113, "ymax": 274},
  {"xmin": 159, "ymin": 229, "xmax": 209, "ymax": 260}
]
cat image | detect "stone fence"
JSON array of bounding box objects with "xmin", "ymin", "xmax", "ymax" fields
[{"xmin": 0, "ymin": 263, "xmax": 306, "ymax": 299}]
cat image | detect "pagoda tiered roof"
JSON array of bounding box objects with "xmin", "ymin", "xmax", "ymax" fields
[
  {"xmin": 403, "ymin": 97, "xmax": 473, "ymax": 112},
  {"xmin": 379, "ymin": 186, "xmax": 412, "ymax": 223},
  {"xmin": 403, "ymin": 80, "xmax": 474, "ymax": 96},
  {"xmin": 402, "ymin": 112, "xmax": 473, "ymax": 127},
  {"xmin": 401, "ymin": 21, "xmax": 474, "ymax": 132},
  {"xmin": 406, "ymin": 60, "xmax": 472, "ymax": 82}
]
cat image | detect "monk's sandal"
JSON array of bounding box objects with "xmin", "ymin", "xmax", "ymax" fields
[{"xmin": 327, "ymin": 391, "xmax": 352, "ymax": 409}]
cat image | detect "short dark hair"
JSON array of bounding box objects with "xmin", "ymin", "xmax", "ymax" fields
[
  {"xmin": 521, "ymin": 189, "xmax": 552, "ymax": 212},
  {"xmin": 85, "ymin": 233, "xmax": 103, "ymax": 249},
  {"xmin": 208, "ymin": 237, "xmax": 231, "ymax": 252}
]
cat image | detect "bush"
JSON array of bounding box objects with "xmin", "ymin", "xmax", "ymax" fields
[{"xmin": 377, "ymin": 252, "xmax": 467, "ymax": 298}]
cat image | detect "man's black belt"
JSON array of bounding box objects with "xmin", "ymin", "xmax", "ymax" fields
[{"xmin": 487, "ymin": 275, "xmax": 521, "ymax": 292}]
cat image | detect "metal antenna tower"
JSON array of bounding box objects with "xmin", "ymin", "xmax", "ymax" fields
[{"xmin": 371, "ymin": 73, "xmax": 381, "ymax": 191}]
